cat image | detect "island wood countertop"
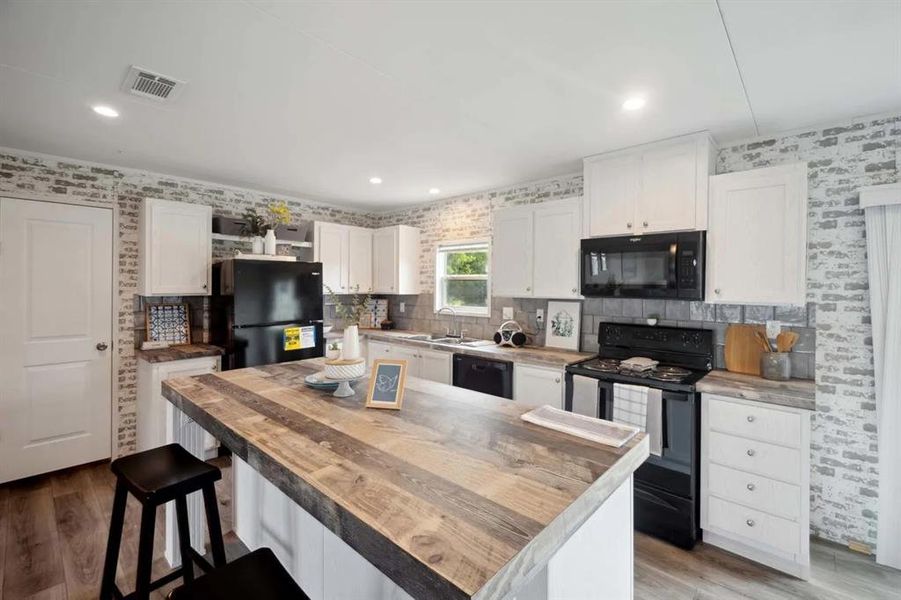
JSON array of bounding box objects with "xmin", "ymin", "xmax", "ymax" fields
[
  {"xmin": 696, "ymin": 369, "xmax": 816, "ymax": 411},
  {"xmin": 162, "ymin": 360, "xmax": 648, "ymax": 600}
]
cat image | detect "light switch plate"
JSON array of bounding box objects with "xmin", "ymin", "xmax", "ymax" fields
[
  {"xmin": 399, "ymin": 302, "xmax": 405, "ymax": 313},
  {"xmin": 766, "ymin": 320, "xmax": 781, "ymax": 338},
  {"xmin": 503, "ymin": 306, "xmax": 514, "ymax": 319}
]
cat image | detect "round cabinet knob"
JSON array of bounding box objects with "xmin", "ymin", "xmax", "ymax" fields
[
  {"xmin": 747, "ymin": 415, "xmax": 756, "ymax": 423},
  {"xmin": 747, "ymin": 483, "xmax": 756, "ymax": 491},
  {"xmin": 714, "ymin": 288, "xmax": 722, "ymax": 295},
  {"xmin": 202, "ymin": 283, "xmax": 208, "ymax": 290},
  {"xmin": 526, "ymin": 287, "xmax": 531, "ymax": 292},
  {"xmin": 626, "ymin": 222, "xmax": 633, "ymax": 229},
  {"xmin": 746, "ymin": 519, "xmax": 755, "ymax": 527},
  {"xmin": 643, "ymin": 221, "xmax": 648, "ymax": 227},
  {"xmin": 555, "ymin": 377, "xmax": 561, "ymax": 383},
  {"xmin": 572, "ymin": 288, "xmax": 577, "ymax": 293},
  {"xmin": 747, "ymin": 449, "xmax": 756, "ymax": 457},
  {"xmin": 96, "ymin": 342, "xmax": 109, "ymax": 351}
]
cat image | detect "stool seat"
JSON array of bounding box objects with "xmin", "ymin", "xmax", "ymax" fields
[
  {"xmin": 169, "ymin": 548, "xmax": 310, "ymax": 600},
  {"xmin": 111, "ymin": 443, "xmax": 221, "ymax": 502}
]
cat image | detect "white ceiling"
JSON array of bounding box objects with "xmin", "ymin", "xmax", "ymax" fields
[{"xmin": 1, "ymin": 0, "xmax": 899, "ymax": 210}]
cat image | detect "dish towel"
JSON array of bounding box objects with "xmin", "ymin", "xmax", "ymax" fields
[{"xmin": 613, "ymin": 383, "xmax": 663, "ymax": 457}]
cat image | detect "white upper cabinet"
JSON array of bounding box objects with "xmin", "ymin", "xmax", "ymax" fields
[
  {"xmin": 706, "ymin": 162, "xmax": 808, "ymax": 306},
  {"xmin": 139, "ymin": 198, "xmax": 211, "ymax": 296},
  {"xmin": 531, "ymin": 198, "xmax": 581, "ymax": 298},
  {"xmin": 583, "ymin": 132, "xmax": 714, "ymax": 237},
  {"xmin": 492, "ymin": 198, "xmax": 581, "ymax": 299},
  {"xmin": 317, "ymin": 223, "xmax": 419, "ymax": 296},
  {"xmin": 372, "ymin": 225, "xmax": 420, "ymax": 295},
  {"xmin": 491, "ymin": 206, "xmax": 533, "ymax": 297},
  {"xmin": 347, "ymin": 227, "xmax": 373, "ymax": 292},
  {"xmin": 315, "ymin": 222, "xmax": 349, "ymax": 293}
]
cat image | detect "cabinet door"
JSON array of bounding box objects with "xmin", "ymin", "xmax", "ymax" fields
[
  {"xmin": 707, "ymin": 163, "xmax": 807, "ymax": 305},
  {"xmin": 347, "ymin": 227, "xmax": 373, "ymax": 292},
  {"xmin": 144, "ymin": 199, "xmax": 211, "ymax": 295},
  {"xmin": 532, "ymin": 199, "xmax": 581, "ymax": 298},
  {"xmin": 637, "ymin": 140, "xmax": 699, "ymax": 233},
  {"xmin": 418, "ymin": 349, "xmax": 451, "ymax": 384},
  {"xmin": 367, "ymin": 341, "xmax": 392, "ymax": 367},
  {"xmin": 372, "ymin": 228, "xmax": 397, "ymax": 294},
  {"xmin": 390, "ymin": 344, "xmax": 421, "ymax": 378},
  {"xmin": 513, "ymin": 364, "xmax": 564, "ymax": 409},
  {"xmin": 583, "ymin": 154, "xmax": 639, "ymax": 237},
  {"xmin": 492, "ymin": 207, "xmax": 534, "ymax": 297},
  {"xmin": 317, "ymin": 222, "xmax": 349, "ymax": 293}
]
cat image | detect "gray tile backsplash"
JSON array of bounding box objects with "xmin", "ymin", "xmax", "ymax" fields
[{"xmin": 369, "ymin": 293, "xmax": 816, "ymax": 379}]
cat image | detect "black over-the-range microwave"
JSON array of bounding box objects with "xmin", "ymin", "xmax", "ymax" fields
[{"xmin": 580, "ymin": 231, "xmax": 705, "ymax": 300}]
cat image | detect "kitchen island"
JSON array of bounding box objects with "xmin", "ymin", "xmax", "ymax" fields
[{"xmin": 162, "ymin": 360, "xmax": 649, "ymax": 600}]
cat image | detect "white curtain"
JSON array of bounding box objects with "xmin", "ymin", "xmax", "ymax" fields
[{"xmin": 863, "ymin": 184, "xmax": 901, "ymax": 569}]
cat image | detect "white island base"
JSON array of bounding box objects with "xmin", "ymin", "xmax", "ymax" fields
[{"xmin": 230, "ymin": 455, "xmax": 634, "ymax": 600}]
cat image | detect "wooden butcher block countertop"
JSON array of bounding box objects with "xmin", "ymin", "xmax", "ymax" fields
[{"xmin": 162, "ymin": 360, "xmax": 648, "ymax": 600}]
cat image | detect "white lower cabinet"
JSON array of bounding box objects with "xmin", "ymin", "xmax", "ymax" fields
[
  {"xmin": 513, "ymin": 364, "xmax": 564, "ymax": 409},
  {"xmin": 701, "ymin": 393, "xmax": 811, "ymax": 579},
  {"xmin": 365, "ymin": 341, "xmax": 451, "ymax": 385},
  {"xmin": 137, "ymin": 355, "xmax": 220, "ymax": 455}
]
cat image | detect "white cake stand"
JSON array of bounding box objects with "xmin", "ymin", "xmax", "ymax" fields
[{"xmin": 326, "ymin": 374, "xmax": 366, "ymax": 398}]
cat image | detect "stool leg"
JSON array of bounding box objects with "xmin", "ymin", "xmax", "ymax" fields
[
  {"xmin": 99, "ymin": 480, "xmax": 128, "ymax": 600},
  {"xmin": 134, "ymin": 503, "xmax": 157, "ymax": 600},
  {"xmin": 202, "ymin": 483, "xmax": 227, "ymax": 567},
  {"xmin": 175, "ymin": 496, "xmax": 195, "ymax": 584}
]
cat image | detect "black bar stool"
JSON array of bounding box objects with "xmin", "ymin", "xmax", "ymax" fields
[
  {"xmin": 168, "ymin": 547, "xmax": 310, "ymax": 600},
  {"xmin": 100, "ymin": 443, "xmax": 227, "ymax": 600}
]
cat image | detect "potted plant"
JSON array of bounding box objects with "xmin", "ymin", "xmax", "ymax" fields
[
  {"xmin": 241, "ymin": 201, "xmax": 293, "ymax": 255},
  {"xmin": 325, "ymin": 284, "xmax": 372, "ymax": 360}
]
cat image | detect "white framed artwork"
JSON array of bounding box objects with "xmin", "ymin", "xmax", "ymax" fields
[{"xmin": 546, "ymin": 300, "xmax": 581, "ymax": 351}]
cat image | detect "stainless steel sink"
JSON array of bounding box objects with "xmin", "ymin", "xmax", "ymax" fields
[{"xmin": 403, "ymin": 334, "xmax": 481, "ymax": 345}]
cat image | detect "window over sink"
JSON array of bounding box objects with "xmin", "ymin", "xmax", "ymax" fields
[{"xmin": 434, "ymin": 240, "xmax": 490, "ymax": 317}]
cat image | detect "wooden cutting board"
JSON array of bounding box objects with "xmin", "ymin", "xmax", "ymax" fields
[{"xmin": 724, "ymin": 324, "xmax": 766, "ymax": 375}]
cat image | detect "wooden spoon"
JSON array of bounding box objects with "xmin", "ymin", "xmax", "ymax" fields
[
  {"xmin": 754, "ymin": 330, "xmax": 773, "ymax": 353},
  {"xmin": 776, "ymin": 331, "xmax": 800, "ymax": 352}
]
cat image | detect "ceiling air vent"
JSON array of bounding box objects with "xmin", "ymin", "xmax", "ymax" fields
[{"xmin": 121, "ymin": 66, "xmax": 185, "ymax": 102}]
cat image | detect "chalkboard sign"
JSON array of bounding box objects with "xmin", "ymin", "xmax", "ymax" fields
[{"xmin": 365, "ymin": 359, "xmax": 408, "ymax": 410}]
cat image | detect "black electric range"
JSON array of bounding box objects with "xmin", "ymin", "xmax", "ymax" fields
[{"xmin": 564, "ymin": 322, "xmax": 714, "ymax": 549}]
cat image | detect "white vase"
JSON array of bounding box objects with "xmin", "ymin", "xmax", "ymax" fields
[
  {"xmin": 251, "ymin": 235, "xmax": 264, "ymax": 254},
  {"xmin": 264, "ymin": 229, "xmax": 277, "ymax": 255},
  {"xmin": 342, "ymin": 325, "xmax": 360, "ymax": 360}
]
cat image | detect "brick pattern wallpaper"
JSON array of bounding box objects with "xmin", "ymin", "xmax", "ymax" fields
[
  {"xmin": 718, "ymin": 114, "xmax": 901, "ymax": 550},
  {"xmin": 0, "ymin": 148, "xmax": 373, "ymax": 457},
  {"xmin": 1, "ymin": 110, "xmax": 898, "ymax": 549}
]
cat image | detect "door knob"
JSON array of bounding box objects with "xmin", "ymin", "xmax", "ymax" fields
[{"xmin": 96, "ymin": 342, "xmax": 109, "ymax": 351}]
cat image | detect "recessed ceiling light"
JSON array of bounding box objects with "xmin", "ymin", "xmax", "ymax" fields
[
  {"xmin": 621, "ymin": 96, "xmax": 646, "ymax": 111},
  {"xmin": 429, "ymin": 188, "xmax": 440, "ymax": 195},
  {"xmin": 92, "ymin": 105, "xmax": 119, "ymax": 118},
  {"xmin": 369, "ymin": 177, "xmax": 382, "ymax": 185}
]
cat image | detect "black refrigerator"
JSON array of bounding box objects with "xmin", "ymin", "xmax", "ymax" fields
[{"xmin": 210, "ymin": 259, "xmax": 325, "ymax": 370}]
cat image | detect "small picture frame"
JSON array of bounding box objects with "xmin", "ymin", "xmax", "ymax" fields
[
  {"xmin": 545, "ymin": 300, "xmax": 582, "ymax": 351},
  {"xmin": 365, "ymin": 359, "xmax": 408, "ymax": 410}
]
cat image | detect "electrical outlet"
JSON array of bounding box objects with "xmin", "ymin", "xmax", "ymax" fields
[
  {"xmin": 503, "ymin": 306, "xmax": 514, "ymax": 319},
  {"xmin": 766, "ymin": 320, "xmax": 781, "ymax": 338},
  {"xmin": 536, "ymin": 308, "xmax": 544, "ymax": 323},
  {"xmin": 399, "ymin": 302, "xmax": 405, "ymax": 313}
]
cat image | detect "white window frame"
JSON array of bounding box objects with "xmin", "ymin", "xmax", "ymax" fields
[{"xmin": 434, "ymin": 239, "xmax": 491, "ymax": 318}]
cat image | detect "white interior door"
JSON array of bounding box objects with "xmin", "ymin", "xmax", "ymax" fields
[{"xmin": 0, "ymin": 198, "xmax": 113, "ymax": 483}]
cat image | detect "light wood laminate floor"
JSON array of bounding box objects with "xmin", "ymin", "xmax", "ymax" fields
[{"xmin": 0, "ymin": 458, "xmax": 898, "ymax": 599}]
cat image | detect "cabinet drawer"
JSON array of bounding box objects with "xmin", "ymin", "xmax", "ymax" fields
[
  {"xmin": 707, "ymin": 496, "xmax": 800, "ymax": 556},
  {"xmin": 708, "ymin": 431, "xmax": 801, "ymax": 484},
  {"xmin": 708, "ymin": 463, "xmax": 801, "ymax": 521},
  {"xmin": 708, "ymin": 395, "xmax": 800, "ymax": 448}
]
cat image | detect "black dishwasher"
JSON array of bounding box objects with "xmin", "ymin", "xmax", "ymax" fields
[{"xmin": 452, "ymin": 354, "xmax": 513, "ymax": 399}]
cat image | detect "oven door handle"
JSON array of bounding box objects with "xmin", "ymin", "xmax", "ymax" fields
[{"xmin": 635, "ymin": 486, "xmax": 680, "ymax": 511}]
